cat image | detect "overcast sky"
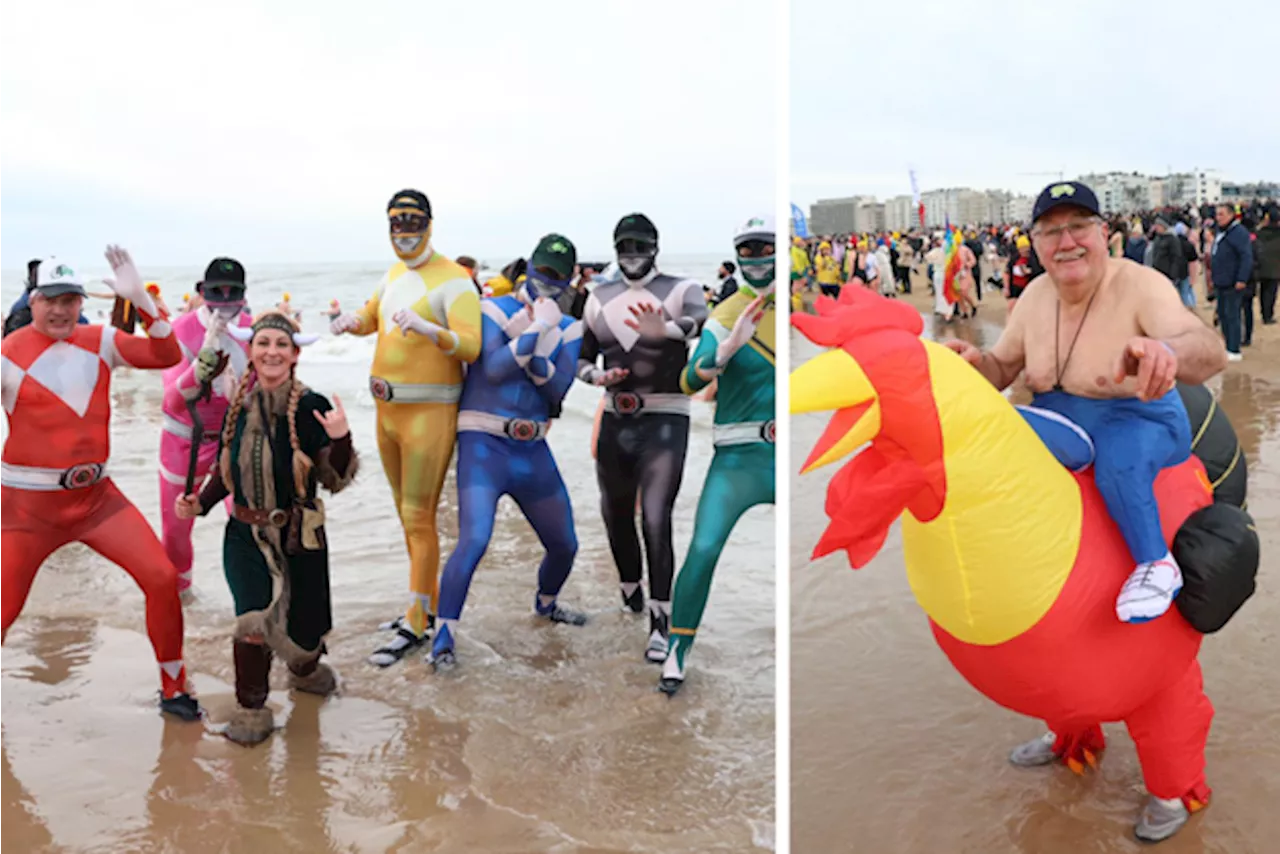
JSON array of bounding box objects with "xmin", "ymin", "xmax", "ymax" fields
[
  {"xmin": 791, "ymin": 0, "xmax": 1280, "ymax": 208},
  {"xmin": 1, "ymin": 0, "xmax": 774, "ymax": 266}
]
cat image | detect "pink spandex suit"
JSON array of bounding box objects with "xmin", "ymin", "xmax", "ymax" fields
[{"xmin": 158, "ymin": 306, "xmax": 251, "ymax": 592}]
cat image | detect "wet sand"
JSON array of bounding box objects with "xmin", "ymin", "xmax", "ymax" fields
[
  {"xmin": 791, "ymin": 268, "xmax": 1280, "ymax": 853},
  {"xmin": 2, "ymin": 370, "xmax": 775, "ymax": 853}
]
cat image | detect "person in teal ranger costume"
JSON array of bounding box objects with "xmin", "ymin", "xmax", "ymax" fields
[{"xmin": 660, "ymin": 214, "xmax": 777, "ymax": 695}]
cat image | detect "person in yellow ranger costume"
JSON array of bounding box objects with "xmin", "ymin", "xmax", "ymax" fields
[{"xmin": 329, "ymin": 189, "xmax": 482, "ymax": 666}]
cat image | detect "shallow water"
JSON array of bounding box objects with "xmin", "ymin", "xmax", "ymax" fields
[
  {"xmin": 1, "ymin": 260, "xmax": 775, "ymax": 853},
  {"xmin": 790, "ymin": 273, "xmax": 1279, "ymax": 853}
]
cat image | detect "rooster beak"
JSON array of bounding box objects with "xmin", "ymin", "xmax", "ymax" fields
[{"xmin": 791, "ymin": 348, "xmax": 881, "ymax": 473}]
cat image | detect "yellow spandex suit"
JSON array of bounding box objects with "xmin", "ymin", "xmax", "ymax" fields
[{"xmin": 351, "ymin": 191, "xmax": 481, "ymax": 657}]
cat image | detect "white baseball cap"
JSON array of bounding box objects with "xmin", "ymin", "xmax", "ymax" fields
[{"xmin": 33, "ymin": 259, "xmax": 88, "ymax": 298}]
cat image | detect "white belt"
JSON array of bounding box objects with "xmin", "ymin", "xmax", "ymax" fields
[
  {"xmin": 713, "ymin": 420, "xmax": 776, "ymax": 446},
  {"xmin": 604, "ymin": 392, "xmax": 690, "ymax": 417},
  {"xmin": 369, "ymin": 376, "xmax": 462, "ymax": 404},
  {"xmin": 162, "ymin": 413, "xmax": 222, "ymax": 443},
  {"xmin": 457, "ymin": 410, "xmax": 549, "ymax": 441},
  {"xmin": 1, "ymin": 462, "xmax": 109, "ymax": 491}
]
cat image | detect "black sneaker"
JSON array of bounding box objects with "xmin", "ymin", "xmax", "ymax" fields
[
  {"xmin": 159, "ymin": 693, "xmax": 202, "ymax": 721},
  {"xmin": 428, "ymin": 649, "xmax": 457, "ymax": 672},
  {"xmin": 536, "ymin": 600, "xmax": 588, "ymax": 626},
  {"xmin": 657, "ymin": 677, "xmax": 683, "ymax": 696}
]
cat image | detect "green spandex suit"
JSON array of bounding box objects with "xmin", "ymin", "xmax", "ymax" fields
[{"xmin": 663, "ymin": 290, "xmax": 776, "ymax": 690}]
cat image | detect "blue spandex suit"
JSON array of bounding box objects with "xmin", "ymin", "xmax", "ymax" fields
[{"xmin": 432, "ymin": 295, "xmax": 584, "ymax": 662}]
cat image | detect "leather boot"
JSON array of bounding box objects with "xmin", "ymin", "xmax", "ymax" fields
[
  {"xmin": 288, "ymin": 651, "xmax": 337, "ymax": 697},
  {"xmin": 226, "ymin": 640, "xmax": 274, "ymax": 746}
]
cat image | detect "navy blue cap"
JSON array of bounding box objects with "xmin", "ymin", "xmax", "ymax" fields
[{"xmin": 1031, "ymin": 181, "xmax": 1101, "ymax": 224}]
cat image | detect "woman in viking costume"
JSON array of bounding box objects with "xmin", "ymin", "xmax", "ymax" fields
[{"xmin": 176, "ymin": 310, "xmax": 358, "ymax": 745}]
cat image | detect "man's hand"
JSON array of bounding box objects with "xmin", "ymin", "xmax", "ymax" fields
[
  {"xmin": 624, "ymin": 302, "xmax": 667, "ymax": 340},
  {"xmin": 942, "ymin": 339, "xmax": 983, "ymax": 367},
  {"xmin": 391, "ymin": 308, "xmax": 444, "ymax": 341},
  {"xmin": 1112, "ymin": 336, "xmax": 1177, "ymax": 402},
  {"xmin": 103, "ymin": 245, "xmax": 157, "ymax": 315},
  {"xmin": 594, "ymin": 367, "xmax": 630, "ymax": 387},
  {"xmin": 532, "ymin": 297, "xmax": 562, "ymax": 330},
  {"xmin": 330, "ymin": 312, "xmax": 361, "ymax": 335},
  {"xmin": 1236, "ymin": 281, "xmax": 1247, "ymax": 291},
  {"xmin": 715, "ymin": 296, "xmax": 766, "ymax": 367}
]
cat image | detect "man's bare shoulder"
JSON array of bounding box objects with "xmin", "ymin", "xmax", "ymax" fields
[{"xmin": 1107, "ymin": 257, "xmax": 1168, "ymax": 296}]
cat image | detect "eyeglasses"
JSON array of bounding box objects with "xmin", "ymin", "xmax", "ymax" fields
[{"xmin": 1031, "ymin": 216, "xmax": 1101, "ymax": 245}]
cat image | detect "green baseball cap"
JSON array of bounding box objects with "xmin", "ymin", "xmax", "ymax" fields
[{"xmin": 530, "ymin": 233, "xmax": 577, "ymax": 280}]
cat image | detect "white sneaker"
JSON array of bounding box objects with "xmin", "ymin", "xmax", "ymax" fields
[
  {"xmin": 1117, "ymin": 556, "xmax": 1183, "ymax": 624},
  {"xmin": 1227, "ymin": 352, "xmax": 1243, "ymax": 362}
]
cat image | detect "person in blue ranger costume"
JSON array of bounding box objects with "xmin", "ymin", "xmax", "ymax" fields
[
  {"xmin": 660, "ymin": 214, "xmax": 777, "ymax": 696},
  {"xmin": 429, "ymin": 233, "xmax": 589, "ymax": 669}
]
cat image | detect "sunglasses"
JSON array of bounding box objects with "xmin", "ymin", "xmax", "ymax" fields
[
  {"xmin": 615, "ymin": 238, "xmax": 657, "ymax": 255},
  {"xmin": 204, "ymin": 284, "xmax": 245, "ymax": 303},
  {"xmin": 390, "ymin": 213, "xmax": 428, "ymax": 234}
]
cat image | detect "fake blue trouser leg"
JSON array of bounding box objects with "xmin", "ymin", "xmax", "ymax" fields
[
  {"xmin": 434, "ymin": 433, "xmax": 506, "ymax": 656},
  {"xmin": 508, "ymin": 444, "xmax": 577, "ymax": 605},
  {"xmin": 1027, "ymin": 389, "xmax": 1191, "ymax": 564},
  {"xmin": 667, "ymin": 443, "xmax": 775, "ymax": 677},
  {"xmin": 434, "ymin": 433, "xmax": 577, "ymax": 657}
]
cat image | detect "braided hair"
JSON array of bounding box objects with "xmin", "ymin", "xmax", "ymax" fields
[{"xmin": 219, "ymin": 310, "xmax": 314, "ymax": 498}]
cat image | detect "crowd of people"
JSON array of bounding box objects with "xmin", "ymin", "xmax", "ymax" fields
[
  {"xmin": 1, "ymin": 192, "xmax": 777, "ymax": 747},
  {"xmin": 790, "ymin": 197, "xmax": 1280, "ymax": 363}
]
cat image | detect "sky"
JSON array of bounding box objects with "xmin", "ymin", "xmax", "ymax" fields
[
  {"xmin": 1, "ymin": 0, "xmax": 775, "ymax": 267},
  {"xmin": 791, "ymin": 0, "xmax": 1280, "ymax": 208}
]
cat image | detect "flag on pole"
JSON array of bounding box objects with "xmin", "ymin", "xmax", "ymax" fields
[
  {"xmin": 791, "ymin": 203, "xmax": 810, "ymax": 239},
  {"xmin": 942, "ymin": 216, "xmax": 962, "ymax": 305},
  {"xmin": 909, "ymin": 169, "xmax": 925, "ymax": 227}
]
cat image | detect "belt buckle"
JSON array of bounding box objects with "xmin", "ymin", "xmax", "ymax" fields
[
  {"xmin": 505, "ymin": 419, "xmax": 539, "ymax": 441},
  {"xmin": 60, "ymin": 463, "xmax": 103, "ymax": 489},
  {"xmin": 761, "ymin": 419, "xmax": 776, "ymax": 444},
  {"xmin": 369, "ymin": 377, "xmax": 393, "ymax": 402},
  {"xmin": 267, "ymin": 508, "xmax": 289, "ymax": 527},
  {"xmin": 613, "ymin": 391, "xmax": 643, "ymax": 416}
]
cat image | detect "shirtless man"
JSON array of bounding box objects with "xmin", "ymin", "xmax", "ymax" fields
[
  {"xmin": 946, "ymin": 181, "xmax": 1227, "ymax": 622},
  {"xmin": 945, "ymin": 183, "xmax": 1227, "ymax": 840}
]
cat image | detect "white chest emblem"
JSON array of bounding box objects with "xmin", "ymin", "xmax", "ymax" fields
[
  {"xmin": 600, "ymin": 289, "xmax": 663, "ymax": 353},
  {"xmin": 24, "ymin": 341, "xmax": 102, "ymax": 417},
  {"xmin": 379, "ymin": 271, "xmax": 430, "ymax": 331}
]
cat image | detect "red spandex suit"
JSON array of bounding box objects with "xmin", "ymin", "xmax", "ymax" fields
[{"xmin": 2, "ymin": 254, "xmax": 196, "ymax": 715}]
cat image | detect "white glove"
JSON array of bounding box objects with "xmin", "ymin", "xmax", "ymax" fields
[
  {"xmin": 715, "ymin": 296, "xmax": 766, "ymax": 368},
  {"xmin": 201, "ymin": 312, "xmax": 228, "ymax": 351},
  {"xmin": 330, "ymin": 312, "xmax": 361, "ymax": 335},
  {"xmin": 103, "ymin": 245, "xmax": 157, "ymax": 316},
  {"xmin": 532, "ymin": 297, "xmax": 562, "ymax": 330},
  {"xmin": 503, "ymin": 308, "xmax": 534, "ymax": 340},
  {"xmin": 391, "ymin": 308, "xmax": 445, "ymax": 342}
]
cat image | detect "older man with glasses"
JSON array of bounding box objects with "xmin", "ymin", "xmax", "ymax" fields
[{"xmin": 941, "ymin": 181, "xmax": 1228, "ymax": 840}]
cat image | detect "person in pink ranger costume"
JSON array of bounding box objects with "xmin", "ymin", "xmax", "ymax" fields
[{"xmin": 159, "ymin": 258, "xmax": 253, "ymax": 595}]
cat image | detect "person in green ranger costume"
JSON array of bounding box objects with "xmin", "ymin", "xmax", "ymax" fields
[{"xmin": 660, "ymin": 214, "xmax": 777, "ymax": 696}]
